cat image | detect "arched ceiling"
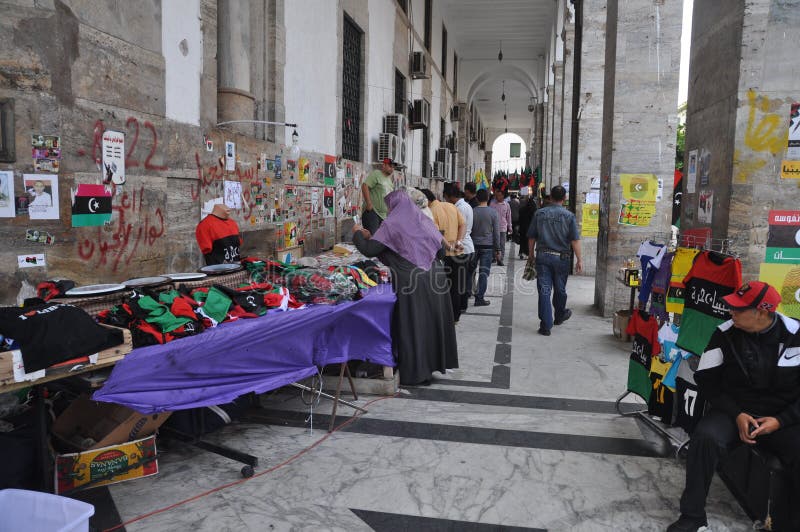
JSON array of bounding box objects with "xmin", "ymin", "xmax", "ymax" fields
[{"xmin": 441, "ymin": 0, "xmax": 555, "ymax": 130}]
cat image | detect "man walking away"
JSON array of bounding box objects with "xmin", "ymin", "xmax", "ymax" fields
[
  {"xmin": 527, "ymin": 185, "xmax": 582, "ymax": 336},
  {"xmin": 471, "ymin": 189, "xmax": 501, "ymax": 307},
  {"xmin": 509, "ymin": 193, "xmax": 520, "ymax": 258},
  {"xmin": 490, "ymin": 189, "xmax": 512, "ymax": 266},
  {"xmin": 464, "ymin": 182, "xmax": 479, "ymax": 208},
  {"xmin": 445, "ymin": 184, "xmax": 474, "ymax": 313}
]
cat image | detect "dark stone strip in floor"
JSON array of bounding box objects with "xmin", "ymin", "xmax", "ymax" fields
[
  {"xmin": 70, "ymin": 486, "xmax": 126, "ymax": 532},
  {"xmin": 461, "ymin": 312, "xmax": 502, "ymax": 317},
  {"xmin": 400, "ymin": 387, "xmax": 620, "ymax": 414},
  {"xmin": 245, "ymin": 410, "xmax": 666, "ymax": 458},
  {"xmin": 491, "ymin": 364, "xmax": 510, "ymax": 388},
  {"xmin": 494, "ymin": 343, "xmax": 511, "ymax": 364},
  {"xmin": 430, "ymin": 377, "xmax": 502, "ymax": 388},
  {"xmin": 496, "ymin": 326, "xmax": 512, "ymax": 343},
  {"xmin": 350, "ymin": 508, "xmax": 546, "ymax": 532}
]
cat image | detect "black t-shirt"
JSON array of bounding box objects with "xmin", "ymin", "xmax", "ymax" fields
[{"xmin": 0, "ymin": 303, "xmax": 124, "ymax": 372}]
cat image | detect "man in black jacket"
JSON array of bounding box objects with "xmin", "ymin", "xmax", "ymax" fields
[{"xmin": 668, "ymin": 281, "xmax": 800, "ymax": 531}]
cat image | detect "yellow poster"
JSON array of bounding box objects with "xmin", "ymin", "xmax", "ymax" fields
[
  {"xmin": 284, "ymin": 221, "xmax": 297, "ymax": 248},
  {"xmin": 618, "ymin": 199, "xmax": 656, "ymax": 227},
  {"xmin": 298, "ymin": 157, "xmax": 310, "ymax": 183},
  {"xmin": 759, "ymin": 263, "xmax": 800, "ymax": 318},
  {"xmin": 581, "ymin": 203, "xmax": 599, "ymax": 237},
  {"xmin": 620, "ymin": 173, "xmax": 658, "ymax": 202},
  {"xmin": 780, "ymin": 160, "xmax": 800, "ymax": 179}
]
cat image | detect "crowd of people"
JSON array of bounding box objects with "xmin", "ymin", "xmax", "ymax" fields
[{"xmin": 354, "ymin": 158, "xmax": 583, "ymax": 384}]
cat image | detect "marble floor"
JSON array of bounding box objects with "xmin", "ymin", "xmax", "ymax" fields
[{"xmin": 81, "ymin": 248, "xmax": 751, "ymax": 531}]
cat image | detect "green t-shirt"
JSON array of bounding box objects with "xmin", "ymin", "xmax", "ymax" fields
[{"xmin": 363, "ymin": 169, "xmax": 394, "ymax": 220}]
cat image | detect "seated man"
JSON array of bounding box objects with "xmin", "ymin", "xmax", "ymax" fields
[{"xmin": 668, "ymin": 281, "xmax": 800, "ymax": 531}]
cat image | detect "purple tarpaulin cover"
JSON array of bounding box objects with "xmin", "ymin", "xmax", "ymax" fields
[{"xmin": 93, "ymin": 284, "xmax": 396, "ymax": 413}]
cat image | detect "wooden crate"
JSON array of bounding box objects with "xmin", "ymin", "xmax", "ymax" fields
[{"xmin": 0, "ymin": 325, "xmax": 132, "ymax": 389}]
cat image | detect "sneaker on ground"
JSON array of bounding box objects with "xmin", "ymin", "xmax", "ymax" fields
[
  {"xmin": 537, "ymin": 328, "xmax": 551, "ymax": 336},
  {"xmin": 554, "ymin": 308, "xmax": 572, "ymax": 325},
  {"xmin": 474, "ymin": 299, "xmax": 490, "ymax": 307},
  {"xmin": 666, "ymin": 515, "xmax": 708, "ymax": 532}
]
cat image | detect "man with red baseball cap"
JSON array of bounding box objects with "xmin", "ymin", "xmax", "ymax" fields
[
  {"xmin": 360, "ymin": 157, "xmax": 395, "ymax": 234},
  {"xmin": 668, "ymin": 280, "xmax": 800, "ymax": 531}
]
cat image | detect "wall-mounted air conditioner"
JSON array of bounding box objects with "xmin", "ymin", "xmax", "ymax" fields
[
  {"xmin": 436, "ymin": 147, "xmax": 448, "ymax": 163},
  {"xmin": 447, "ymin": 134, "xmax": 456, "ymax": 153},
  {"xmin": 378, "ymin": 133, "xmax": 401, "ymax": 164},
  {"xmin": 479, "ymin": 141, "xmax": 486, "ymax": 151},
  {"xmin": 410, "ymin": 98, "xmax": 430, "ymax": 129},
  {"xmin": 411, "ymin": 51, "xmax": 429, "ymax": 79},
  {"xmin": 431, "ymin": 161, "xmax": 445, "ymax": 179},
  {"xmin": 383, "ymin": 113, "xmax": 407, "ymax": 140}
]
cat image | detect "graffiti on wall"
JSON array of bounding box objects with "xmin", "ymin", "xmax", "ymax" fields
[{"xmin": 734, "ymin": 89, "xmax": 787, "ymax": 182}]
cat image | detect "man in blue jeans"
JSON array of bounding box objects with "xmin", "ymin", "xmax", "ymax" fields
[
  {"xmin": 470, "ymin": 189, "xmax": 501, "ymax": 306},
  {"xmin": 527, "ymin": 185, "xmax": 582, "ymax": 336}
]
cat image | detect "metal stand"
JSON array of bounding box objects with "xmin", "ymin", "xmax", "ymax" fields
[
  {"xmin": 615, "ymin": 390, "xmax": 689, "ymax": 458},
  {"xmin": 159, "ymin": 406, "xmax": 258, "ymax": 478},
  {"xmin": 290, "ymin": 362, "xmax": 367, "ymax": 432}
]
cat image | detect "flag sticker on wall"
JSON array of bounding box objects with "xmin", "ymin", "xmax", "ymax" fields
[{"xmin": 71, "ymin": 184, "xmax": 112, "ymax": 227}]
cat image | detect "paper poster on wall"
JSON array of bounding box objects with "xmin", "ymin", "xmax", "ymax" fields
[
  {"xmin": 31, "ymin": 135, "xmax": 61, "ymax": 173},
  {"xmin": 686, "ymin": 150, "xmax": 698, "ymax": 193},
  {"xmin": 323, "ymin": 187, "xmax": 334, "ymax": 218},
  {"xmin": 24, "ymin": 174, "xmax": 59, "ymax": 220},
  {"xmin": 618, "ymin": 199, "xmax": 656, "ymax": 227},
  {"xmin": 697, "ymin": 189, "xmax": 713, "ymax": 224},
  {"xmin": 223, "ymin": 180, "xmax": 242, "ymax": 209},
  {"xmin": 787, "ymin": 103, "xmax": 800, "ymax": 160},
  {"xmin": 18, "ymin": 253, "xmax": 46, "ymax": 269},
  {"xmin": 284, "ymin": 221, "xmax": 297, "ymax": 248},
  {"xmin": 325, "ymin": 156, "xmax": 337, "ymax": 185},
  {"xmin": 274, "ymin": 155, "xmax": 282, "ymax": 179},
  {"xmin": 0, "ymin": 170, "xmax": 14, "ymax": 217},
  {"xmin": 620, "ymin": 173, "xmax": 658, "ymax": 202},
  {"xmin": 759, "ymin": 262, "xmax": 800, "ymax": 318},
  {"xmin": 225, "ymin": 141, "xmax": 236, "ymax": 171},
  {"xmin": 102, "ymin": 130, "xmax": 125, "ymax": 185},
  {"xmin": 581, "ymin": 203, "xmax": 599, "ymax": 237},
  {"xmin": 698, "ymin": 148, "xmax": 711, "ymax": 186},
  {"xmin": 71, "ymin": 184, "xmax": 112, "ymax": 227},
  {"xmin": 780, "ymin": 160, "xmax": 800, "ymax": 179},
  {"xmin": 310, "ymin": 188, "xmax": 320, "ymax": 215},
  {"xmin": 298, "ymin": 157, "xmax": 309, "ymax": 183},
  {"xmin": 766, "ymin": 210, "xmax": 800, "ymax": 263}
]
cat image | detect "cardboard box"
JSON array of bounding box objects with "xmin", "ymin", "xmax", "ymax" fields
[
  {"xmin": 52, "ymin": 394, "xmax": 170, "ymax": 452},
  {"xmin": 55, "ymin": 435, "xmax": 158, "ymax": 494},
  {"xmin": 613, "ymin": 309, "xmax": 632, "ymax": 342}
]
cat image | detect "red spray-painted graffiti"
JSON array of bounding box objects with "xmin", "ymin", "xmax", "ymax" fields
[
  {"xmin": 76, "ymin": 186, "xmax": 166, "ymax": 273},
  {"xmin": 193, "ymin": 153, "xmax": 260, "ymax": 220},
  {"xmin": 76, "ymin": 117, "xmax": 168, "ymax": 171}
]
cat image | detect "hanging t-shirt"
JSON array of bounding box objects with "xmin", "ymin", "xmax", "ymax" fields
[
  {"xmin": 625, "ymin": 309, "xmax": 661, "ymax": 402},
  {"xmin": 674, "ymin": 355, "xmax": 706, "ymax": 433},
  {"xmin": 666, "ymin": 247, "xmax": 701, "ymax": 314},
  {"xmin": 637, "ymin": 241, "xmax": 666, "ymax": 305},
  {"xmin": 648, "ymin": 356, "xmax": 675, "ymax": 423},
  {"xmin": 662, "ymin": 350, "xmax": 694, "ymax": 390},
  {"xmin": 649, "ymin": 252, "xmax": 673, "ymax": 321},
  {"xmin": 195, "ymin": 215, "xmax": 242, "ymax": 265},
  {"xmin": 676, "ymin": 251, "xmax": 742, "ymax": 356}
]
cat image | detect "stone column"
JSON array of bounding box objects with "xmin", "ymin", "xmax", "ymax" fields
[
  {"xmin": 595, "ymin": 0, "xmax": 682, "ymax": 317},
  {"xmin": 560, "ymin": 22, "xmax": 575, "ymax": 187},
  {"xmin": 217, "ymin": 0, "xmax": 255, "ymax": 133},
  {"xmin": 574, "ymin": 0, "xmax": 607, "ymax": 276},
  {"xmin": 681, "ymin": 1, "xmax": 800, "ymax": 282},
  {"xmin": 543, "ymin": 82, "xmax": 554, "ymax": 189}
]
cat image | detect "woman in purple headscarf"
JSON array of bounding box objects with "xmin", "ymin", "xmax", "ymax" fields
[{"xmin": 352, "ymin": 189, "xmax": 458, "ymax": 385}]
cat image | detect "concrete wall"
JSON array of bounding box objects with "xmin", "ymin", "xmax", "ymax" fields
[
  {"xmin": 595, "ymin": 0, "xmax": 682, "ymax": 317},
  {"xmin": 684, "ymin": 0, "xmax": 800, "ymax": 281}
]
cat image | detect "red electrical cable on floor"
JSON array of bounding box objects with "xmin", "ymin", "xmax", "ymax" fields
[{"xmin": 102, "ymin": 393, "xmax": 398, "ymax": 532}]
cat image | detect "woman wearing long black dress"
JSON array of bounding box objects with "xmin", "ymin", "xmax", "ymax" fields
[
  {"xmin": 517, "ymin": 196, "xmax": 537, "ymax": 259},
  {"xmin": 352, "ymin": 190, "xmax": 458, "ymax": 385}
]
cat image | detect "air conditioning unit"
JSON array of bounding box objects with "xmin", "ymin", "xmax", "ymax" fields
[
  {"xmin": 383, "ymin": 113, "xmax": 407, "ymax": 140},
  {"xmin": 469, "ymin": 127, "xmax": 478, "ymax": 142},
  {"xmin": 431, "ymin": 161, "xmax": 445, "ymax": 179},
  {"xmin": 410, "ymin": 51, "xmax": 429, "ymax": 79},
  {"xmin": 436, "ymin": 147, "xmax": 448, "ymax": 163},
  {"xmin": 378, "ymin": 133, "xmax": 401, "ymax": 164},
  {"xmin": 479, "ymin": 141, "xmax": 486, "ymax": 151},
  {"xmin": 450, "ymin": 103, "xmax": 465, "ymax": 122},
  {"xmin": 410, "ymin": 98, "xmax": 430, "ymax": 129}
]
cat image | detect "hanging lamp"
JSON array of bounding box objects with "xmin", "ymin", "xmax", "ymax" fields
[{"xmin": 498, "ymin": 40, "xmax": 503, "ymax": 62}]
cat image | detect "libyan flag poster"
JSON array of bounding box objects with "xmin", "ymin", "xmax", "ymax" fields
[{"xmin": 71, "ymin": 184, "xmax": 112, "ymax": 227}]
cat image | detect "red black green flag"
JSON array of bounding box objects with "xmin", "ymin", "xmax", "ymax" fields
[{"xmin": 71, "ymin": 184, "xmax": 112, "ymax": 227}]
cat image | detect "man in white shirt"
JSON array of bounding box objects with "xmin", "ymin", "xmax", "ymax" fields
[{"xmin": 444, "ymin": 183, "xmax": 474, "ymax": 317}]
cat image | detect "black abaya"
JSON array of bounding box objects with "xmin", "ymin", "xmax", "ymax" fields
[{"xmin": 353, "ymin": 232, "xmax": 458, "ymax": 385}]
